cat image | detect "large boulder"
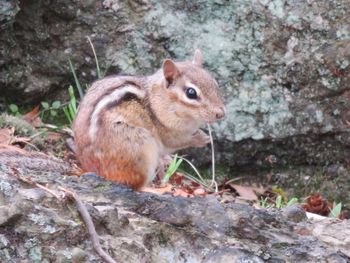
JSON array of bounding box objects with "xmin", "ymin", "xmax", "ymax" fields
[
  {"xmin": 1, "ymin": 0, "xmax": 350, "ymax": 202},
  {"xmin": 0, "ymin": 165, "xmax": 349, "ymax": 262}
]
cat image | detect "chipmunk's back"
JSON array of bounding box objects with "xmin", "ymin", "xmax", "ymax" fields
[
  {"xmin": 73, "ymin": 76, "xmax": 146, "ymax": 152},
  {"xmin": 73, "ymin": 50, "xmax": 225, "ymax": 189}
]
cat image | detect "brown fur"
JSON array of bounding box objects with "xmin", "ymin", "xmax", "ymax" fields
[{"xmin": 73, "ymin": 50, "xmax": 225, "ymax": 190}]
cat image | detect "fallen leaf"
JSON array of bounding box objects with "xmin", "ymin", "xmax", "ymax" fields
[
  {"xmin": 228, "ymin": 184, "xmax": 265, "ymax": 201},
  {"xmin": 303, "ymin": 194, "xmax": 330, "ymax": 216},
  {"xmin": 141, "ymin": 184, "xmax": 173, "ymax": 195},
  {"xmin": 0, "ymin": 127, "xmax": 14, "ymax": 145},
  {"xmin": 173, "ymin": 188, "xmax": 193, "ymax": 198},
  {"xmin": 46, "ymin": 131, "xmax": 62, "ymax": 141},
  {"xmin": 23, "ymin": 105, "xmax": 43, "ymax": 126},
  {"xmin": 220, "ymin": 191, "xmax": 236, "ymax": 203},
  {"xmin": 193, "ymin": 188, "xmax": 206, "ymax": 197}
]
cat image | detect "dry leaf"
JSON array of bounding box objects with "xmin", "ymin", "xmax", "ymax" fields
[
  {"xmin": 23, "ymin": 105, "xmax": 43, "ymax": 126},
  {"xmin": 172, "ymin": 188, "xmax": 193, "ymax": 198},
  {"xmin": 220, "ymin": 191, "xmax": 236, "ymax": 203},
  {"xmin": 141, "ymin": 184, "xmax": 173, "ymax": 195},
  {"xmin": 229, "ymin": 184, "xmax": 265, "ymax": 201},
  {"xmin": 193, "ymin": 188, "xmax": 206, "ymax": 197},
  {"xmin": 0, "ymin": 127, "xmax": 14, "ymax": 145},
  {"xmin": 303, "ymin": 194, "xmax": 330, "ymax": 216},
  {"xmin": 0, "ymin": 126, "xmax": 32, "ymax": 147},
  {"xmin": 46, "ymin": 131, "xmax": 62, "ymax": 141},
  {"xmin": 0, "ymin": 144, "xmax": 29, "ymax": 155}
]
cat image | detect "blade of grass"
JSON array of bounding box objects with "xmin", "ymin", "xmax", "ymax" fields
[
  {"xmin": 162, "ymin": 155, "xmax": 183, "ymax": 184},
  {"xmin": 68, "ymin": 85, "xmax": 77, "ymax": 112},
  {"xmin": 87, "ymin": 36, "xmax": 101, "ymax": 79},
  {"xmin": 207, "ymin": 124, "xmax": 218, "ymax": 192},
  {"xmin": 329, "ymin": 202, "xmax": 342, "ymax": 218},
  {"xmin": 68, "ymin": 59, "xmax": 84, "ymax": 99},
  {"xmin": 176, "ymin": 155, "xmax": 206, "ymax": 183},
  {"xmin": 287, "ymin": 197, "xmax": 298, "ymax": 207},
  {"xmin": 180, "ymin": 171, "xmax": 211, "ymax": 189},
  {"xmin": 63, "ymin": 107, "xmax": 72, "ymax": 125}
]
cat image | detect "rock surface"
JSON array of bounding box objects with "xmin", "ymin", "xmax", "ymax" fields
[
  {"xmin": 1, "ymin": 2, "xmax": 350, "ymax": 204},
  {"xmin": 0, "ymin": 165, "xmax": 349, "ymax": 263}
]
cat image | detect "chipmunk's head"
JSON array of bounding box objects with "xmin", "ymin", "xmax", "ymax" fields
[{"xmin": 150, "ymin": 50, "xmax": 225, "ymax": 132}]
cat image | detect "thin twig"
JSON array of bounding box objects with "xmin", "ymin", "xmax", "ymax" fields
[
  {"xmin": 10, "ymin": 169, "xmax": 117, "ymax": 263},
  {"xmin": 10, "ymin": 168, "xmax": 61, "ymax": 199},
  {"xmin": 59, "ymin": 187, "xmax": 118, "ymax": 263},
  {"xmin": 36, "ymin": 123, "xmax": 74, "ymax": 137}
]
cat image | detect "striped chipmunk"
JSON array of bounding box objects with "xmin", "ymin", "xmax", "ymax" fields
[{"xmin": 73, "ymin": 50, "xmax": 226, "ymax": 190}]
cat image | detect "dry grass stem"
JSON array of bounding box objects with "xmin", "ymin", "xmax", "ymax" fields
[
  {"xmin": 59, "ymin": 187, "xmax": 118, "ymax": 263},
  {"xmin": 207, "ymin": 124, "xmax": 218, "ymax": 192}
]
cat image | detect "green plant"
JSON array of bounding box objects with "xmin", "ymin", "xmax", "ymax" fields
[
  {"xmin": 329, "ymin": 202, "xmax": 342, "ymax": 218},
  {"xmin": 162, "ymin": 154, "xmax": 183, "ymax": 184},
  {"xmin": 8, "ymin": 104, "xmax": 20, "ymax": 116},
  {"xmin": 275, "ymin": 195, "xmax": 283, "ymax": 209},
  {"xmin": 63, "ymin": 85, "xmax": 78, "ymax": 126},
  {"xmin": 259, "ymin": 197, "xmax": 272, "ymax": 209},
  {"xmin": 259, "ymin": 196, "xmax": 299, "ymax": 209},
  {"xmin": 286, "ymin": 197, "xmax": 298, "ymax": 207},
  {"xmin": 68, "ymin": 59, "xmax": 84, "ymax": 100},
  {"xmin": 62, "ymin": 37, "xmax": 103, "ymax": 126},
  {"xmin": 160, "ymin": 124, "xmax": 221, "ymax": 192},
  {"xmin": 40, "ymin": 100, "xmax": 61, "ymax": 120}
]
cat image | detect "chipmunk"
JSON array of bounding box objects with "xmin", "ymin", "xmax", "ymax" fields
[{"xmin": 73, "ymin": 50, "xmax": 225, "ymax": 190}]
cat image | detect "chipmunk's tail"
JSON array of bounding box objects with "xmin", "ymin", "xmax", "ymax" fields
[{"xmin": 0, "ymin": 144, "xmax": 77, "ymax": 174}]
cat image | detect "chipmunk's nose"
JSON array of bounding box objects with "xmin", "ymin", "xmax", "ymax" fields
[{"xmin": 215, "ymin": 106, "xmax": 226, "ymax": 120}]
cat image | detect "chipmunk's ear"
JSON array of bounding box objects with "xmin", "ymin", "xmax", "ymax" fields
[
  {"xmin": 192, "ymin": 49, "xmax": 202, "ymax": 66},
  {"xmin": 163, "ymin": 59, "xmax": 179, "ymax": 85}
]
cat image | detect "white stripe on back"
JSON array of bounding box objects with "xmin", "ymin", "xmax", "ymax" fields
[{"xmin": 88, "ymin": 85, "xmax": 145, "ymax": 139}]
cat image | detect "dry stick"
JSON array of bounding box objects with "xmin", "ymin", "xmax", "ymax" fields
[
  {"xmin": 10, "ymin": 169, "xmax": 62, "ymax": 199},
  {"xmin": 207, "ymin": 124, "xmax": 218, "ymax": 193},
  {"xmin": 59, "ymin": 187, "xmax": 118, "ymax": 263},
  {"xmin": 10, "ymin": 169, "xmax": 117, "ymax": 263}
]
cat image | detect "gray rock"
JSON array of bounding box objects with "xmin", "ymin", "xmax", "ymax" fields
[
  {"xmin": 0, "ymin": 162, "xmax": 348, "ymax": 262},
  {"xmin": 0, "ymin": 0, "xmax": 350, "ymax": 218},
  {"xmin": 282, "ymin": 204, "xmax": 307, "ymax": 223},
  {"xmin": 203, "ymin": 247, "xmax": 265, "ymax": 263},
  {"xmin": 71, "ymin": 247, "xmax": 87, "ymax": 263},
  {"xmin": 0, "ymin": 204, "xmax": 22, "ymax": 226},
  {"xmin": 0, "ymin": 0, "xmax": 19, "ymax": 28},
  {"xmin": 1, "ymin": 0, "xmax": 350, "ymax": 168}
]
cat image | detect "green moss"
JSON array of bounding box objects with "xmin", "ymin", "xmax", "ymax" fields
[{"xmin": 0, "ymin": 113, "xmax": 35, "ymax": 137}]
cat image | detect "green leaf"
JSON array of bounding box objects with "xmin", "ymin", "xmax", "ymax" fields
[
  {"xmin": 329, "ymin": 203, "xmax": 342, "ymax": 218},
  {"xmin": 162, "ymin": 155, "xmax": 183, "ymax": 184},
  {"xmin": 50, "ymin": 110, "xmax": 57, "ymax": 117},
  {"xmin": 68, "ymin": 85, "xmax": 77, "ymax": 113},
  {"xmin": 41, "ymin": 101, "xmax": 49, "ymax": 109},
  {"xmin": 63, "ymin": 106, "xmax": 73, "ymax": 125},
  {"xmin": 52, "ymin": 100, "xmax": 61, "ymax": 109},
  {"xmin": 68, "ymin": 59, "xmax": 84, "ymax": 99},
  {"xmin": 9, "ymin": 104, "xmax": 18, "ymax": 113},
  {"xmin": 259, "ymin": 197, "xmax": 270, "ymax": 209},
  {"xmin": 275, "ymin": 195, "xmax": 283, "ymax": 209},
  {"xmin": 287, "ymin": 197, "xmax": 298, "ymax": 207}
]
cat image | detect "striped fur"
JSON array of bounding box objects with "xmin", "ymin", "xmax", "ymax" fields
[{"xmin": 88, "ymin": 85, "xmax": 145, "ymax": 139}]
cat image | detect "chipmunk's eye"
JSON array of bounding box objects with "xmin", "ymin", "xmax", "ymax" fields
[{"xmin": 185, "ymin": 87, "xmax": 197, "ymax": 99}]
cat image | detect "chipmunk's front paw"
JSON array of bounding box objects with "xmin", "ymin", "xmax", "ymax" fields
[{"xmin": 191, "ymin": 130, "xmax": 210, "ymax": 148}]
